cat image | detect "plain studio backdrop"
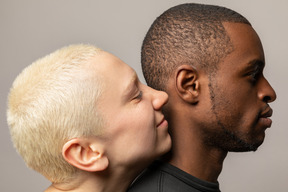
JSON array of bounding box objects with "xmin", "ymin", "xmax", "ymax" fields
[{"xmin": 1, "ymin": 0, "xmax": 287, "ymax": 191}]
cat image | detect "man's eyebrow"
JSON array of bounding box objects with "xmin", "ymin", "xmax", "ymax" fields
[{"xmin": 248, "ymin": 59, "xmax": 265, "ymax": 68}]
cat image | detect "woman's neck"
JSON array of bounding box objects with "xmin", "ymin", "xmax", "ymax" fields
[{"xmin": 45, "ymin": 166, "xmax": 140, "ymax": 192}]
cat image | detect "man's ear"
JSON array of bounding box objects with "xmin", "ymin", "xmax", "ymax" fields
[
  {"xmin": 175, "ymin": 65, "xmax": 200, "ymax": 104},
  {"xmin": 62, "ymin": 138, "xmax": 109, "ymax": 172}
]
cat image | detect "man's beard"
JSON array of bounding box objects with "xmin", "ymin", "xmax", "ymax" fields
[
  {"xmin": 202, "ymin": 119, "xmax": 262, "ymax": 152},
  {"xmin": 205, "ymin": 79, "xmax": 263, "ymax": 152}
]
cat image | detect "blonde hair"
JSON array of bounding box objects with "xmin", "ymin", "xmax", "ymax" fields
[{"xmin": 7, "ymin": 44, "xmax": 104, "ymax": 183}]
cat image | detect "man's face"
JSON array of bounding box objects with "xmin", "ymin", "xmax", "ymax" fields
[
  {"xmin": 202, "ymin": 23, "xmax": 276, "ymax": 152},
  {"xmin": 91, "ymin": 52, "xmax": 171, "ymax": 167}
]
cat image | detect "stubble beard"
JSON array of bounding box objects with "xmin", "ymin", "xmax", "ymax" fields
[{"xmin": 205, "ymin": 79, "xmax": 262, "ymax": 152}]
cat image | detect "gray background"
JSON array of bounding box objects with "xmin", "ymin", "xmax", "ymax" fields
[{"xmin": 1, "ymin": 0, "xmax": 287, "ymax": 191}]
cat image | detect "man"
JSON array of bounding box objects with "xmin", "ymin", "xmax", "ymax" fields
[
  {"xmin": 128, "ymin": 3, "xmax": 276, "ymax": 192},
  {"xmin": 7, "ymin": 44, "xmax": 171, "ymax": 192}
]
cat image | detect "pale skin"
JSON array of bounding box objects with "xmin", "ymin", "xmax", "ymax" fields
[
  {"xmin": 46, "ymin": 52, "xmax": 171, "ymax": 192},
  {"xmin": 163, "ymin": 22, "xmax": 276, "ymax": 182}
]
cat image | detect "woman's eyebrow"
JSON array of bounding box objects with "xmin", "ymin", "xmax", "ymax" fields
[{"xmin": 123, "ymin": 72, "xmax": 138, "ymax": 98}]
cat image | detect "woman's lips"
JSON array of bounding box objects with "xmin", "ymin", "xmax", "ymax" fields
[{"xmin": 157, "ymin": 118, "xmax": 168, "ymax": 128}]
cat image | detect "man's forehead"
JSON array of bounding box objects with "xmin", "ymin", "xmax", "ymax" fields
[
  {"xmin": 223, "ymin": 22, "xmax": 260, "ymax": 45},
  {"xmin": 223, "ymin": 23, "xmax": 263, "ymax": 58}
]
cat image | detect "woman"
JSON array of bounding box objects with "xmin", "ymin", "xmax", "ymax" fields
[{"xmin": 7, "ymin": 44, "xmax": 171, "ymax": 192}]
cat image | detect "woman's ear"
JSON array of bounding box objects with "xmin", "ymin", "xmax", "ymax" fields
[
  {"xmin": 62, "ymin": 138, "xmax": 109, "ymax": 172},
  {"xmin": 175, "ymin": 65, "xmax": 200, "ymax": 104}
]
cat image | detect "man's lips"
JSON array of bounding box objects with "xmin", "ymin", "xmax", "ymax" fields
[
  {"xmin": 259, "ymin": 107, "xmax": 273, "ymax": 128},
  {"xmin": 260, "ymin": 107, "xmax": 273, "ymax": 118}
]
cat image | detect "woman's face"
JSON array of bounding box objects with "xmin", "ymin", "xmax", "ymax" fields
[{"xmin": 90, "ymin": 52, "xmax": 171, "ymax": 168}]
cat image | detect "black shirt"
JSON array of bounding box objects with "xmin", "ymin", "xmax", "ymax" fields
[{"xmin": 128, "ymin": 161, "xmax": 221, "ymax": 192}]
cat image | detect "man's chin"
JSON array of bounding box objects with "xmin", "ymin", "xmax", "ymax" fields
[{"xmin": 228, "ymin": 141, "xmax": 263, "ymax": 152}]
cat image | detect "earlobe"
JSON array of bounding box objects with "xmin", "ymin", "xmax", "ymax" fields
[
  {"xmin": 62, "ymin": 138, "xmax": 109, "ymax": 172},
  {"xmin": 175, "ymin": 65, "xmax": 200, "ymax": 104}
]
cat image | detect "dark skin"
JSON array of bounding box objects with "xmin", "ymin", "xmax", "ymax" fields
[{"xmin": 163, "ymin": 22, "xmax": 276, "ymax": 182}]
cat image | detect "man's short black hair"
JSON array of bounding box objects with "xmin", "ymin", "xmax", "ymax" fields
[{"xmin": 141, "ymin": 3, "xmax": 251, "ymax": 91}]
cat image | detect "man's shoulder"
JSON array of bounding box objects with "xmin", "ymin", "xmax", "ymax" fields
[
  {"xmin": 128, "ymin": 161, "xmax": 221, "ymax": 192},
  {"xmin": 128, "ymin": 161, "xmax": 175, "ymax": 192}
]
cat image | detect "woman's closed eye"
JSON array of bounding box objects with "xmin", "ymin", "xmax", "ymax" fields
[{"xmin": 134, "ymin": 91, "xmax": 143, "ymax": 100}]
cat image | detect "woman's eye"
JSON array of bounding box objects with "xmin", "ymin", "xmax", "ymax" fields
[{"xmin": 134, "ymin": 91, "xmax": 143, "ymax": 100}]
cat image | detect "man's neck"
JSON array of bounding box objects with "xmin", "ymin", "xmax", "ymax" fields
[
  {"xmin": 164, "ymin": 120, "xmax": 228, "ymax": 183},
  {"xmin": 166, "ymin": 144, "xmax": 227, "ymax": 183}
]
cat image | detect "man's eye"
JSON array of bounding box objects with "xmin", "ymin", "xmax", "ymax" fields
[
  {"xmin": 250, "ymin": 71, "xmax": 258, "ymax": 79},
  {"xmin": 249, "ymin": 64, "xmax": 263, "ymax": 80},
  {"xmin": 247, "ymin": 69, "xmax": 261, "ymax": 83}
]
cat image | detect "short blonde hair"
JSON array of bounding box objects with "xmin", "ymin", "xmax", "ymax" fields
[{"xmin": 7, "ymin": 44, "xmax": 104, "ymax": 183}]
